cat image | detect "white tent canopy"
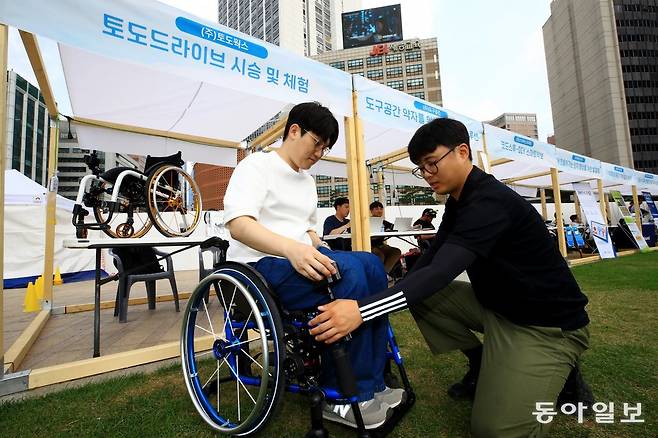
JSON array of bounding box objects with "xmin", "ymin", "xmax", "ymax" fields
[{"xmin": 1, "ymin": 0, "xmax": 353, "ymax": 164}]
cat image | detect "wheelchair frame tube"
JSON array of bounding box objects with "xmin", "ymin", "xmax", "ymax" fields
[
  {"xmin": 111, "ymin": 170, "xmax": 147, "ymax": 203},
  {"xmin": 75, "ymin": 174, "xmax": 104, "ymax": 204}
]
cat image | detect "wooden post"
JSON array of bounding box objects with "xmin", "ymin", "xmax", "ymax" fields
[
  {"xmin": 597, "ymin": 179, "xmax": 608, "ymax": 224},
  {"xmin": 631, "ymin": 185, "xmax": 642, "ymax": 231},
  {"xmin": 42, "ymin": 121, "xmax": 60, "ymax": 309},
  {"xmin": 0, "ymin": 24, "xmax": 8, "ymax": 379},
  {"xmin": 551, "ymin": 168, "xmax": 567, "ymax": 257},
  {"xmin": 344, "ymin": 116, "xmax": 363, "ymax": 251},
  {"xmin": 540, "ymin": 188, "xmax": 547, "ymax": 221},
  {"xmin": 574, "ymin": 191, "xmax": 581, "ymax": 223},
  {"xmin": 353, "ymin": 109, "xmax": 371, "ymax": 252}
]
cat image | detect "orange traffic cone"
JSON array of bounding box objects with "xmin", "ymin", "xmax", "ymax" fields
[
  {"xmin": 54, "ymin": 267, "xmax": 64, "ymax": 285},
  {"xmin": 23, "ymin": 282, "xmax": 40, "ymax": 313},
  {"xmin": 35, "ymin": 276, "xmax": 44, "ymax": 301}
]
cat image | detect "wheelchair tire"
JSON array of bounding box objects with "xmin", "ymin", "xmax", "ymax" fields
[
  {"xmin": 146, "ymin": 165, "xmax": 202, "ymax": 237},
  {"xmin": 181, "ymin": 262, "xmax": 285, "ymax": 435}
]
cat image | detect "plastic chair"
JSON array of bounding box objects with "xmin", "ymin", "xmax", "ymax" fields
[{"xmin": 108, "ymin": 247, "xmax": 180, "ymax": 323}]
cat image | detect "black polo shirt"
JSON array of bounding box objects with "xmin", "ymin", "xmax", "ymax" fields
[{"xmin": 358, "ymin": 166, "xmax": 589, "ymax": 331}]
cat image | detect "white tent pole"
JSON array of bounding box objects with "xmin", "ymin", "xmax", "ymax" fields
[
  {"xmin": 551, "ymin": 168, "xmax": 567, "ymax": 257},
  {"xmin": 0, "ymin": 24, "xmax": 8, "ymax": 380}
]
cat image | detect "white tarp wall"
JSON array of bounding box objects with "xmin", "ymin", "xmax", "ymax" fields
[{"xmin": 3, "ymin": 171, "xmax": 96, "ymax": 286}]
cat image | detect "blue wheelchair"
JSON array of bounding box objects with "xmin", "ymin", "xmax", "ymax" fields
[{"xmin": 181, "ymin": 239, "xmax": 415, "ymax": 436}]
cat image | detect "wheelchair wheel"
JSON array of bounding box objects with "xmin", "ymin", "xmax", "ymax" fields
[
  {"xmin": 93, "ymin": 201, "xmax": 152, "ymax": 239},
  {"xmin": 181, "ymin": 262, "xmax": 285, "ymax": 435},
  {"xmin": 146, "ymin": 165, "xmax": 202, "ymax": 237}
]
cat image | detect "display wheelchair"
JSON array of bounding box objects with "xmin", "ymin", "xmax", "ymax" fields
[
  {"xmin": 71, "ymin": 151, "xmax": 202, "ymax": 239},
  {"xmin": 181, "ymin": 238, "xmax": 415, "ymax": 437}
]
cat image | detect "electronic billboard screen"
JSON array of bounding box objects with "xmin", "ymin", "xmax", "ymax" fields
[{"xmin": 341, "ymin": 4, "xmax": 403, "ymax": 49}]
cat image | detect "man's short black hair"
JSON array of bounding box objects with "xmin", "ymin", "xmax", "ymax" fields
[
  {"xmin": 408, "ymin": 118, "xmax": 472, "ymax": 164},
  {"xmin": 369, "ymin": 201, "xmax": 384, "ymax": 210},
  {"xmin": 570, "ymin": 214, "xmax": 578, "ymax": 222},
  {"xmin": 333, "ymin": 197, "xmax": 349, "ymax": 209},
  {"xmin": 283, "ymin": 102, "xmax": 339, "ymax": 149}
]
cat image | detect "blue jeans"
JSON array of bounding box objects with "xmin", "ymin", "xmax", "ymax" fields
[{"xmin": 253, "ymin": 248, "xmax": 388, "ymax": 401}]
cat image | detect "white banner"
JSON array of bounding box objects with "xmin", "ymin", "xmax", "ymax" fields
[
  {"xmin": 635, "ymin": 171, "xmax": 658, "ymax": 192},
  {"xmin": 353, "ymin": 75, "xmax": 484, "ymax": 151},
  {"xmin": 572, "ymin": 183, "xmax": 615, "ymax": 258},
  {"xmin": 483, "ymin": 124, "xmax": 556, "ymax": 167},
  {"xmin": 0, "ymin": 0, "xmax": 353, "ymax": 115},
  {"xmin": 601, "ymin": 162, "xmax": 636, "ymax": 187},
  {"xmin": 556, "ymin": 149, "xmax": 601, "ymax": 180}
]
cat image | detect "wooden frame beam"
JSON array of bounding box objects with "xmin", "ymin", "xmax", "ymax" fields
[
  {"xmin": 490, "ymin": 158, "xmax": 512, "ymax": 167},
  {"xmin": 18, "ymin": 31, "xmax": 58, "ymax": 117},
  {"xmin": 250, "ymin": 116, "xmax": 286, "ymax": 150},
  {"xmin": 72, "ymin": 117, "xmax": 242, "ymax": 149},
  {"xmin": 0, "ymin": 24, "xmax": 8, "ymax": 381},
  {"xmin": 502, "ymin": 170, "xmax": 552, "ymax": 184},
  {"xmin": 3, "ymin": 311, "xmax": 49, "ymax": 374},
  {"xmin": 367, "ymin": 147, "xmax": 408, "ymax": 167}
]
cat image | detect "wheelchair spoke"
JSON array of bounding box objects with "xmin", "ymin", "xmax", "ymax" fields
[
  {"xmin": 237, "ymin": 309, "xmax": 253, "ymax": 340},
  {"xmin": 202, "ymin": 298, "xmax": 218, "ymax": 339},
  {"xmin": 239, "ymin": 348, "xmax": 272, "ymax": 378},
  {"xmin": 236, "ymin": 355, "xmax": 241, "ymax": 421},
  {"xmin": 194, "ymin": 324, "xmax": 215, "ymax": 337},
  {"xmin": 202, "ymin": 365, "xmax": 220, "ymax": 389},
  {"xmin": 218, "ymin": 282, "xmax": 237, "ymax": 335}
]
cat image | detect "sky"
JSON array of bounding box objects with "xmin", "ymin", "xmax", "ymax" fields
[{"xmin": 6, "ymin": 0, "xmax": 555, "ymax": 140}]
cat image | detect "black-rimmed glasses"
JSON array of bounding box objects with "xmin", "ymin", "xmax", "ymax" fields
[
  {"xmin": 302, "ymin": 128, "xmax": 332, "ymax": 157},
  {"xmin": 411, "ymin": 146, "xmax": 458, "ymax": 179}
]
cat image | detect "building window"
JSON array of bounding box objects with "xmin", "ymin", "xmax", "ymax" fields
[
  {"xmin": 347, "ymin": 59, "xmax": 364, "ymax": 70},
  {"xmin": 367, "ymin": 57, "xmax": 383, "ymax": 67},
  {"xmin": 405, "ymin": 51, "xmax": 422, "ymax": 62},
  {"xmin": 385, "ymin": 53, "xmax": 402, "ymax": 64},
  {"xmin": 387, "ymin": 80, "xmax": 404, "ymax": 91},
  {"xmin": 410, "ymin": 91, "xmax": 426, "ymax": 99},
  {"xmin": 406, "ymin": 78, "xmax": 424, "ymax": 90},
  {"xmin": 367, "ymin": 69, "xmax": 384, "ymax": 80},
  {"xmin": 405, "ymin": 64, "xmax": 423, "ymax": 76},
  {"xmin": 317, "ymin": 186, "xmax": 330, "ymax": 196},
  {"xmin": 386, "ymin": 66, "xmax": 403, "ymax": 78}
]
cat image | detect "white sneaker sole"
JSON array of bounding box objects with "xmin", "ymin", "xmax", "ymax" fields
[{"xmin": 322, "ymin": 409, "xmax": 390, "ymax": 430}]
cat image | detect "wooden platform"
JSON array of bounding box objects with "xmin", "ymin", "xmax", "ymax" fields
[{"xmin": 4, "ymin": 270, "xmax": 201, "ymax": 372}]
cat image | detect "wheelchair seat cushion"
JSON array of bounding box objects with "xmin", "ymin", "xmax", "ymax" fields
[{"xmin": 100, "ymin": 166, "xmax": 143, "ymax": 184}]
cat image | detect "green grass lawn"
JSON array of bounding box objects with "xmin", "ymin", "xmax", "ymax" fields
[{"xmin": 1, "ymin": 252, "xmax": 656, "ymax": 437}]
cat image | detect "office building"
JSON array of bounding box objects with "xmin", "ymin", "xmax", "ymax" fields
[{"xmin": 487, "ymin": 113, "xmax": 539, "ymax": 140}]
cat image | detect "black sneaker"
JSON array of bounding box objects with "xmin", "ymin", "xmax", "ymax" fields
[
  {"xmin": 447, "ymin": 367, "xmax": 478, "ymax": 400},
  {"xmin": 557, "ymin": 363, "xmax": 595, "ymax": 411}
]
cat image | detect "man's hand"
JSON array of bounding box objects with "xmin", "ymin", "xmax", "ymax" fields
[
  {"xmin": 284, "ymin": 241, "xmax": 336, "ymax": 281},
  {"xmin": 309, "ymin": 299, "xmax": 363, "ymax": 344}
]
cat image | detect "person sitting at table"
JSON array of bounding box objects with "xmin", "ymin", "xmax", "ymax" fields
[
  {"xmin": 323, "ymin": 197, "xmax": 352, "ymax": 251},
  {"xmin": 369, "ymin": 201, "xmax": 402, "ymax": 275},
  {"xmin": 414, "ymin": 208, "xmax": 437, "ymax": 252}
]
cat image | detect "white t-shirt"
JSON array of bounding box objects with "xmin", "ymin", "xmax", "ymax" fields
[{"xmin": 223, "ymin": 150, "xmax": 318, "ymax": 263}]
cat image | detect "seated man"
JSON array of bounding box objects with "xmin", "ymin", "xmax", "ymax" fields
[
  {"xmin": 323, "ymin": 197, "xmax": 352, "ymax": 251},
  {"xmin": 414, "ymin": 208, "xmax": 437, "ymax": 251},
  {"xmin": 223, "ymin": 102, "xmax": 403, "ymax": 429},
  {"xmin": 369, "ymin": 201, "xmax": 402, "ymax": 275}
]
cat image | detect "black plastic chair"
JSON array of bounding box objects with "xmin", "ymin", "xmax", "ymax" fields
[{"xmin": 108, "ymin": 247, "xmax": 180, "ymax": 323}]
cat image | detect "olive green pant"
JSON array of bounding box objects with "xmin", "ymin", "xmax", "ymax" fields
[{"xmin": 410, "ymin": 281, "xmax": 590, "ymax": 438}]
